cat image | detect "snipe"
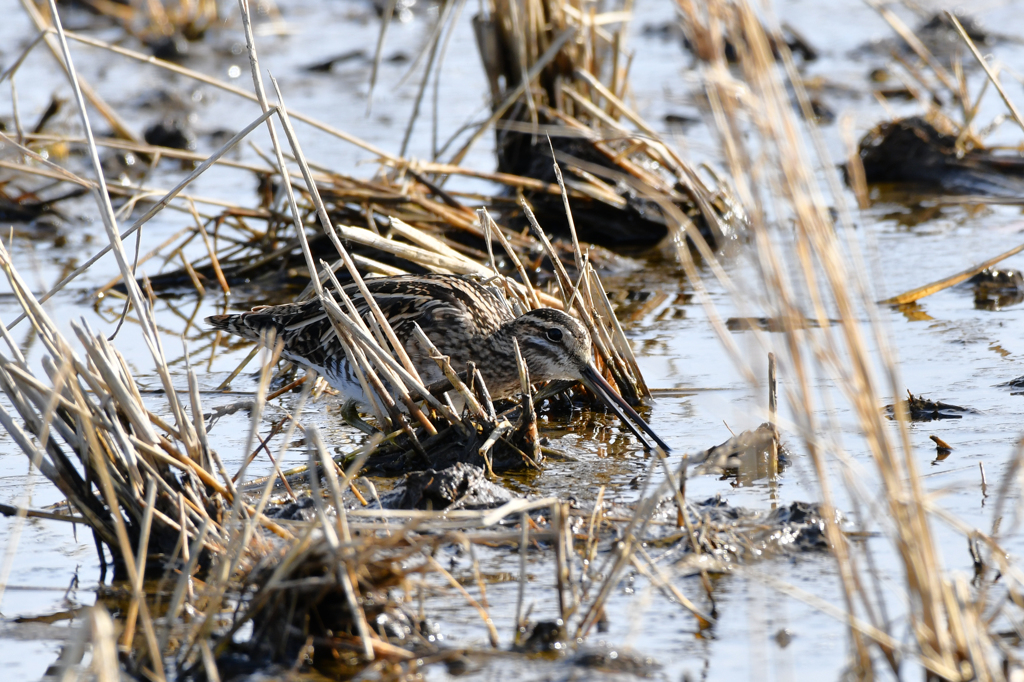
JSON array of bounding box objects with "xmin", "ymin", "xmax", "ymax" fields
[{"xmin": 206, "ymin": 274, "xmax": 668, "ymax": 451}]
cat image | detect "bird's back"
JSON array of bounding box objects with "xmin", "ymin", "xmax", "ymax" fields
[{"xmin": 206, "ymin": 274, "xmax": 515, "ymax": 398}]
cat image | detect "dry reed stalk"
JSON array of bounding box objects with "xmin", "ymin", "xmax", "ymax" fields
[
  {"xmin": 575, "ymin": 455, "xmax": 665, "ymax": 638},
  {"xmin": 880, "ymin": 240, "xmax": 1024, "ymax": 305},
  {"xmin": 90, "ymin": 605, "xmax": 122, "ymax": 682},
  {"xmin": 945, "ymin": 11, "xmax": 1024, "ymax": 135},
  {"xmin": 863, "ymin": 0, "xmax": 958, "ymax": 95},
  {"xmin": 307, "ymin": 427, "xmax": 375, "ymax": 659},
  {"xmin": 21, "ymin": 131, "xmax": 274, "ymax": 174},
  {"xmin": 411, "ymin": 324, "xmax": 488, "ymax": 421},
  {"xmin": 672, "ymin": 0, "xmax": 1009, "ymax": 677}
]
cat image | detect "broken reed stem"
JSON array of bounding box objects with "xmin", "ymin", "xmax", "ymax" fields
[
  {"xmin": 308, "ymin": 426, "xmax": 375, "ymax": 660},
  {"xmin": 90, "ymin": 427, "xmax": 165, "ymax": 679},
  {"xmin": 121, "ymin": 479, "xmax": 157, "ymax": 653},
  {"xmin": 423, "ymin": 553, "xmax": 500, "ymax": 648},
  {"xmin": 90, "ymin": 606, "xmax": 121, "ymax": 682},
  {"xmin": 412, "ymin": 323, "xmax": 488, "ymax": 421},
  {"xmin": 478, "ymin": 208, "xmax": 542, "ymax": 310},
  {"xmin": 514, "ymin": 510, "xmax": 529, "ymax": 642},
  {"xmin": 946, "ymin": 11, "xmax": 1024, "ymax": 134},
  {"xmin": 553, "ymin": 501, "xmax": 569, "ymax": 627},
  {"xmin": 768, "ymin": 352, "xmax": 778, "ymax": 479},
  {"xmin": 476, "ymin": 419, "xmax": 509, "ymax": 478},
  {"xmin": 879, "ymin": 240, "xmax": 1024, "ymax": 305}
]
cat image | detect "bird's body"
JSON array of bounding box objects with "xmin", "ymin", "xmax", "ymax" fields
[
  {"xmin": 208, "ymin": 275, "xmax": 526, "ymax": 403},
  {"xmin": 206, "ymin": 274, "xmax": 669, "ymax": 451}
]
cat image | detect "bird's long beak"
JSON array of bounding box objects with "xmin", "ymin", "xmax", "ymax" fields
[{"xmin": 579, "ymin": 365, "xmax": 670, "ymax": 452}]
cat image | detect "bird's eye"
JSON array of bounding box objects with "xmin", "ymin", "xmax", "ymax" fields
[{"xmin": 546, "ymin": 328, "xmax": 563, "ymax": 342}]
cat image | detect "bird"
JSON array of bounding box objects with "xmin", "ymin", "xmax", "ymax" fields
[{"xmin": 206, "ymin": 274, "xmax": 668, "ymax": 451}]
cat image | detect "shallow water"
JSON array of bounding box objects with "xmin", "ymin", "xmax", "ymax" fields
[{"xmin": 2, "ymin": 0, "xmax": 1024, "ymax": 679}]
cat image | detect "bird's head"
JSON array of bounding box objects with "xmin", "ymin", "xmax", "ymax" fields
[
  {"xmin": 508, "ymin": 308, "xmax": 593, "ymax": 383},
  {"xmin": 507, "ymin": 308, "xmax": 670, "ymax": 452}
]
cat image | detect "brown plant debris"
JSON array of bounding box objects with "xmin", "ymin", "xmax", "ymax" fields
[{"xmin": 885, "ymin": 390, "xmax": 980, "ymax": 421}]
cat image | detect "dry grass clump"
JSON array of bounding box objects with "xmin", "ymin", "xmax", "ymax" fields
[
  {"xmin": 467, "ymin": 0, "xmax": 744, "ymax": 248},
  {"xmin": 235, "ymin": 539, "xmax": 413, "ymax": 673}
]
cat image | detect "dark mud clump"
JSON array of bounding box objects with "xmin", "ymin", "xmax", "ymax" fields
[
  {"xmin": 512, "ymin": 620, "xmax": 659, "ymax": 675},
  {"xmin": 647, "ymin": 496, "xmax": 838, "ymax": 575},
  {"xmin": 968, "ymin": 267, "xmax": 1023, "ymax": 310},
  {"xmin": 0, "ymin": 189, "xmax": 82, "ymax": 224},
  {"xmin": 998, "ymin": 377, "xmax": 1024, "ymax": 395},
  {"xmin": 762, "ymin": 501, "xmax": 831, "ymax": 552},
  {"xmin": 916, "ymin": 12, "xmax": 992, "ymax": 54},
  {"xmin": 885, "ymin": 391, "xmax": 980, "ymax": 421},
  {"xmin": 515, "ymin": 619, "xmax": 566, "ymax": 653},
  {"xmin": 357, "ymin": 402, "xmax": 541, "ymax": 477},
  {"xmin": 574, "ymin": 646, "xmax": 660, "ymax": 677},
  {"xmin": 376, "ymin": 463, "xmax": 516, "ymax": 510},
  {"xmin": 263, "ymin": 495, "xmax": 318, "ymax": 521},
  {"xmin": 855, "ymin": 117, "xmax": 1024, "ymax": 196},
  {"xmin": 497, "ymin": 133, "xmax": 681, "ymax": 247},
  {"xmin": 143, "ymin": 117, "xmax": 197, "ymax": 151}
]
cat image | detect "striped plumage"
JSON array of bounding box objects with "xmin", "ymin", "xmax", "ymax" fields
[{"xmin": 206, "ymin": 274, "xmax": 668, "ymax": 451}]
